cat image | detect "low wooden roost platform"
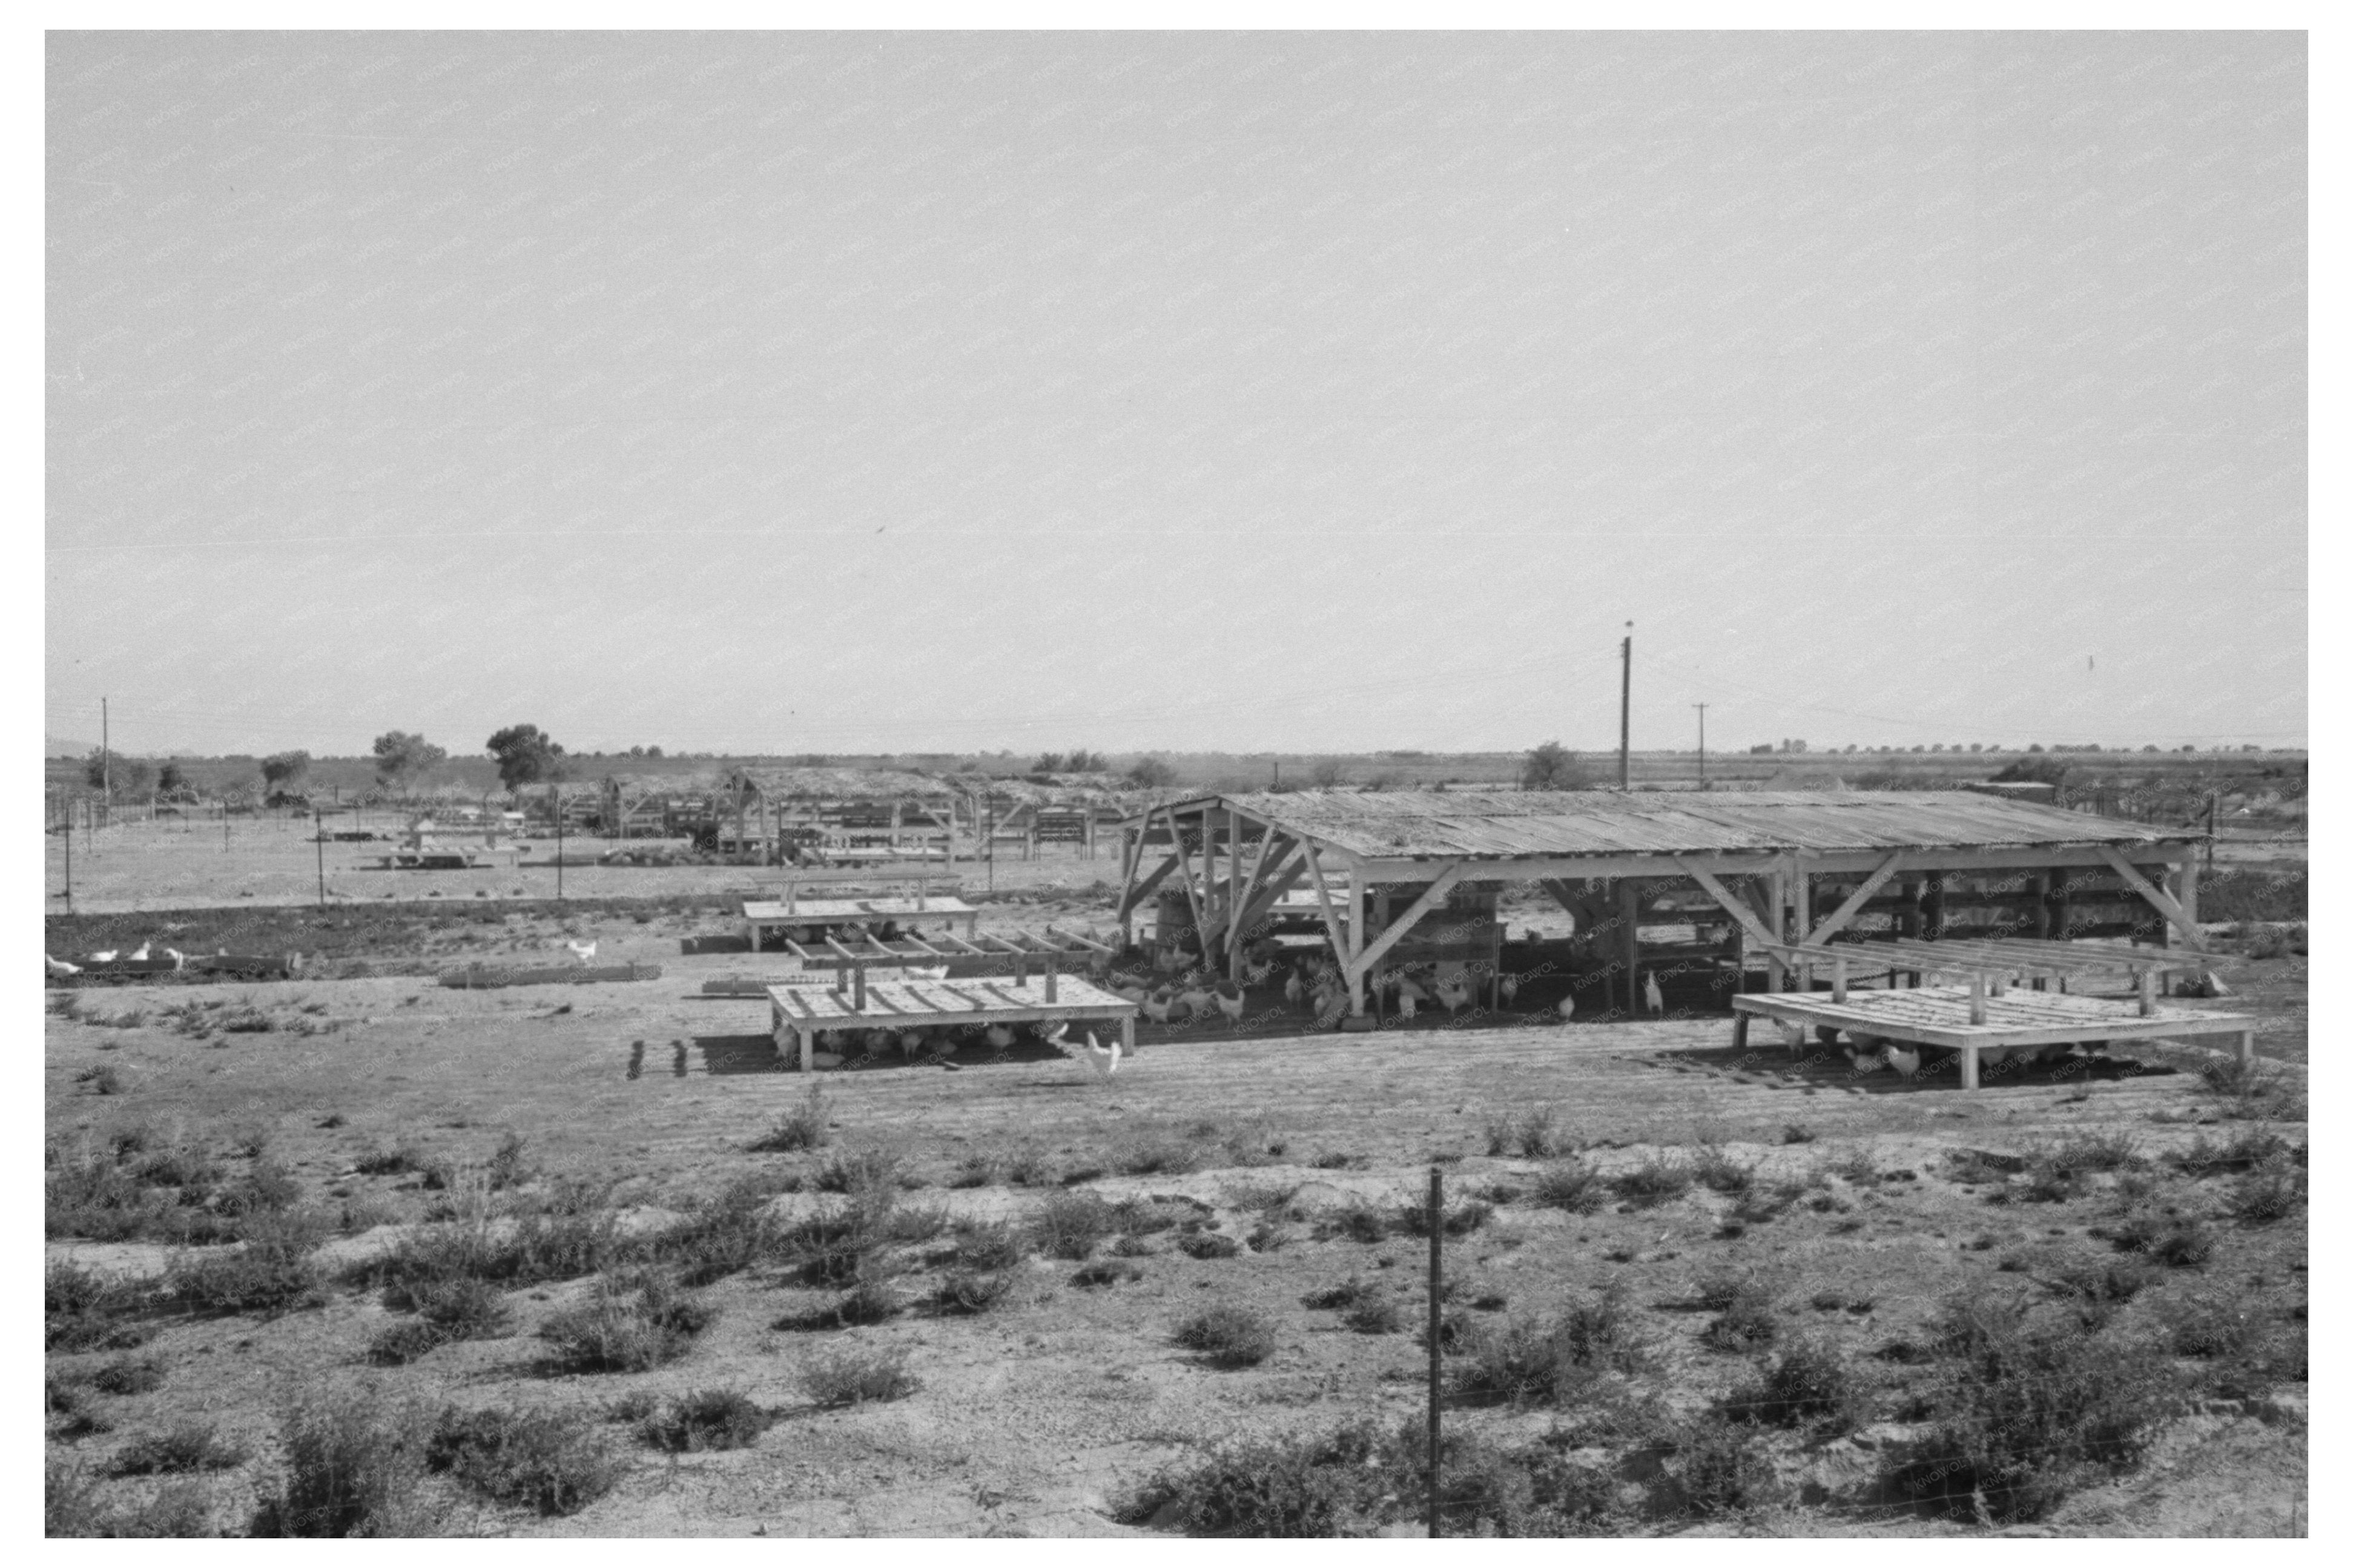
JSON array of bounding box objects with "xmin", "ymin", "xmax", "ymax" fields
[
  {"xmin": 767, "ymin": 974, "xmax": 1138, "ymax": 1072},
  {"xmin": 1731, "ymin": 986, "xmax": 2257, "ymax": 1090}
]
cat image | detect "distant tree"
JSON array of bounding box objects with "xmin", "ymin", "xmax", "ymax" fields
[
  {"xmin": 1748, "ymin": 743, "xmax": 1774, "ymax": 756},
  {"xmin": 2142, "ymin": 744, "xmax": 2160, "ymax": 753},
  {"xmin": 81, "ymin": 749, "xmax": 157, "ymax": 796},
  {"xmin": 156, "ymin": 760, "xmax": 194, "ymax": 801},
  {"xmin": 646, "ymin": 745, "xmax": 663, "ymax": 759},
  {"xmin": 486, "ymin": 725, "xmax": 566, "ymax": 791},
  {"xmin": 1992, "ymin": 756, "xmax": 2069, "ymax": 786},
  {"xmin": 1066, "ymin": 749, "xmax": 1102, "ymax": 772},
  {"xmin": 1967, "ymin": 742, "xmax": 1982, "ymax": 753},
  {"xmin": 372, "ymin": 731, "xmax": 448, "ymax": 786},
  {"xmin": 261, "ymin": 751, "xmax": 311, "ymax": 791},
  {"xmin": 2027, "ymin": 743, "xmax": 2044, "ymax": 753},
  {"xmin": 1126, "ymin": 756, "xmax": 1177, "ymax": 788},
  {"xmin": 1520, "ymin": 741, "xmax": 1590, "ymax": 791},
  {"xmin": 1034, "ymin": 753, "xmax": 1066, "ymax": 774},
  {"xmin": 1310, "ymin": 759, "xmax": 1347, "ymax": 788}
]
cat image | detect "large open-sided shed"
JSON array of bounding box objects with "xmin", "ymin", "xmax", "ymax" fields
[{"xmin": 1114, "ymin": 790, "xmax": 2211, "ymax": 1020}]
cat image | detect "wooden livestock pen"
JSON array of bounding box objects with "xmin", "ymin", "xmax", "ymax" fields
[{"xmin": 1114, "ymin": 791, "xmax": 2214, "ymax": 1027}]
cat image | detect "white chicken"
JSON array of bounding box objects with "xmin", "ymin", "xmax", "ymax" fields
[
  {"xmin": 1642, "ymin": 970, "xmax": 1665, "ymax": 1016},
  {"xmin": 1244, "ymin": 955, "xmax": 1273, "ymax": 986},
  {"xmin": 1175, "ymin": 985, "xmax": 1215, "ymax": 1019},
  {"xmin": 1882, "ymin": 1043, "xmax": 1922, "ymax": 1079},
  {"xmin": 1555, "ymin": 993, "xmax": 1577, "ymax": 1022},
  {"xmin": 128, "ymin": 942, "xmax": 151, "ymax": 962},
  {"xmin": 984, "ymin": 1023, "xmax": 1017, "ymax": 1058},
  {"xmin": 1497, "ymin": 973, "xmax": 1520, "ymax": 1006},
  {"xmin": 1213, "ymin": 980, "xmax": 1245, "ymax": 1027},
  {"xmin": 1283, "ymin": 966, "xmax": 1305, "ymax": 1007},
  {"xmin": 566, "ymin": 940, "xmax": 598, "ymax": 965},
  {"xmin": 1434, "ymin": 975, "xmax": 1472, "ymax": 1017},
  {"xmin": 45, "ymin": 955, "xmax": 81, "ymax": 978},
  {"xmin": 1084, "ymin": 1030, "xmax": 1122, "ymax": 1078},
  {"xmin": 1142, "ymin": 990, "xmax": 1174, "ymax": 1024}
]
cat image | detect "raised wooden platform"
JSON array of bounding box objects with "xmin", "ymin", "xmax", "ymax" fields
[
  {"xmin": 1731, "ymin": 985, "xmax": 2256, "ymax": 1090},
  {"xmin": 767, "ymin": 974, "xmax": 1138, "ymax": 1072},
  {"xmin": 439, "ymin": 961, "xmax": 664, "ymax": 989},
  {"xmin": 743, "ymin": 896, "xmax": 980, "ymax": 950}
]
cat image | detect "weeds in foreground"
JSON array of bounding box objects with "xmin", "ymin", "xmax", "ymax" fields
[
  {"xmin": 249, "ymin": 1390, "xmax": 437, "ymax": 1538},
  {"xmin": 800, "ymin": 1346, "xmax": 919, "ymax": 1408},
  {"xmin": 1610, "ymin": 1151, "xmax": 1693, "ymax": 1209},
  {"xmin": 1530, "ymin": 1157, "xmax": 1608, "ymax": 1214},
  {"xmin": 1451, "ymin": 1290, "xmax": 1645, "ymax": 1406},
  {"xmin": 427, "ymin": 1406, "xmax": 620, "ymax": 1517},
  {"xmin": 637, "ymin": 1389, "xmax": 776, "ymax": 1453},
  {"xmin": 746, "ymin": 1083, "xmax": 833, "ymax": 1153},
  {"xmin": 108, "ymin": 1421, "xmax": 251, "ymax": 1477},
  {"xmin": 1173, "ymin": 1305, "xmax": 1278, "ymax": 1368},
  {"xmin": 536, "ymin": 1271, "xmax": 714, "ymax": 1372}
]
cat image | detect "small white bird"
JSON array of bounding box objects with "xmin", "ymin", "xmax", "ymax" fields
[
  {"xmin": 1084, "ymin": 1029, "xmax": 1122, "ymax": 1078},
  {"xmin": 1244, "ymin": 955, "xmax": 1273, "ymax": 986},
  {"xmin": 1842, "ymin": 1041, "xmax": 1883, "ymax": 1073},
  {"xmin": 45, "ymin": 955, "xmax": 81, "ymax": 977},
  {"xmin": 88, "ymin": 950, "xmax": 117, "ymax": 964},
  {"xmin": 1175, "ymin": 985, "xmax": 1215, "ymax": 1018},
  {"xmin": 1883, "ymin": 1043, "xmax": 1922, "ymax": 1079},
  {"xmin": 1395, "ymin": 973, "xmax": 1430, "ymax": 1007},
  {"xmin": 162, "ymin": 947, "xmax": 185, "ymax": 970},
  {"xmin": 1497, "ymin": 973, "xmax": 1520, "ymax": 1006},
  {"xmin": 984, "ymin": 1023, "xmax": 1017, "ymax": 1058},
  {"xmin": 1555, "ymin": 993, "xmax": 1577, "ymax": 1022},
  {"xmin": 897, "ymin": 1029, "xmax": 928, "ymax": 1061},
  {"xmin": 1434, "ymin": 976, "xmax": 1473, "ymax": 1016},
  {"xmin": 1642, "ymin": 970, "xmax": 1665, "ymax": 1016},
  {"xmin": 128, "ymin": 942, "xmax": 151, "ymax": 962},
  {"xmin": 1142, "ymin": 990, "xmax": 1174, "ymax": 1024},
  {"xmin": 1283, "ymin": 967, "xmax": 1305, "ymax": 1007},
  {"xmin": 862, "ymin": 1026, "xmax": 893, "ymax": 1056},
  {"xmin": 1153, "ymin": 947, "xmax": 1185, "ymax": 974},
  {"xmin": 567, "ymin": 940, "xmax": 598, "ymax": 965},
  {"xmin": 1396, "ymin": 989, "xmax": 1419, "ymax": 1020},
  {"xmin": 1213, "ymin": 980, "xmax": 1245, "ymax": 1027}
]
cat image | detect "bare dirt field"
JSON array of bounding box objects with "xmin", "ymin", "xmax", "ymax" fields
[{"xmin": 45, "ymin": 899, "xmax": 2308, "ymax": 1538}]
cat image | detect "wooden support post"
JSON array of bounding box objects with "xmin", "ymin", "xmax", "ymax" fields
[
  {"xmin": 1347, "ymin": 874, "xmax": 1368, "ymax": 1016},
  {"xmin": 1968, "ymin": 969, "xmax": 1985, "ymax": 1025},
  {"xmin": 1618, "ymin": 878, "xmax": 1640, "ymax": 1014},
  {"xmin": 1347, "ymin": 862, "xmax": 1471, "ymax": 983},
  {"xmin": 852, "ymin": 964, "xmax": 866, "ymax": 1011},
  {"xmin": 2138, "ymin": 967, "xmax": 2156, "ymax": 1018},
  {"xmin": 1961, "ymin": 1046, "xmax": 1980, "ymax": 1092},
  {"xmin": 1831, "ymin": 955, "xmax": 1847, "ymax": 1005},
  {"xmin": 1792, "ymin": 864, "xmax": 1812, "ymax": 991},
  {"xmin": 1044, "ymin": 952, "xmax": 1058, "ymax": 1003}
]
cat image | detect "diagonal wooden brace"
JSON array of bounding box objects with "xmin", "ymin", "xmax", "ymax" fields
[
  {"xmin": 1675, "ymin": 858, "xmax": 1784, "ymax": 954},
  {"xmin": 1345, "ymin": 860, "xmax": 1470, "ymax": 983},
  {"xmin": 2096, "ymin": 848, "xmax": 2209, "ymax": 952},
  {"xmin": 1802, "ymin": 852, "xmax": 1904, "ymax": 947}
]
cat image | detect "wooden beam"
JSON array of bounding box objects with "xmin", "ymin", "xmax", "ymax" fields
[
  {"xmin": 2096, "ymin": 847, "xmax": 2210, "ymax": 951},
  {"xmin": 1346, "ymin": 860, "xmax": 1470, "ymax": 981},
  {"xmin": 1235, "ymin": 843, "xmax": 1310, "ymax": 940},
  {"xmin": 1226, "ymin": 825, "xmax": 1282, "ymax": 975},
  {"xmin": 1165, "ymin": 805, "xmax": 1207, "ymax": 946},
  {"xmin": 1342, "ymin": 843, "xmax": 2198, "ymax": 883},
  {"xmin": 1300, "ymin": 842, "xmax": 1354, "ymax": 969},
  {"xmin": 1673, "ymin": 858, "xmax": 1784, "ymax": 953},
  {"xmin": 1801, "ymin": 852, "xmax": 1904, "ymax": 947}
]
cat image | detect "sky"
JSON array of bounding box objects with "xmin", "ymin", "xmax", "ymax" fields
[{"xmin": 45, "ymin": 30, "xmax": 2308, "ymax": 760}]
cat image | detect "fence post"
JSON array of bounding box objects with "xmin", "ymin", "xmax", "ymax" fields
[{"xmin": 1427, "ymin": 1163, "xmax": 1444, "ymax": 1539}]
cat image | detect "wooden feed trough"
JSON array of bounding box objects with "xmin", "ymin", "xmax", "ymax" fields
[{"xmin": 768, "ymin": 973, "xmax": 1138, "ymax": 1072}]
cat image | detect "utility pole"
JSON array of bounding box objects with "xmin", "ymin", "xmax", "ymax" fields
[
  {"xmin": 1426, "ymin": 1164, "xmax": 1444, "ymax": 1538},
  {"xmin": 314, "ymin": 805, "xmax": 326, "ymax": 906},
  {"xmin": 1618, "ymin": 624, "xmax": 1632, "ymax": 791},
  {"xmin": 63, "ymin": 800, "xmax": 73, "ymax": 915},
  {"xmin": 555, "ymin": 785, "xmax": 564, "ymax": 901},
  {"xmin": 101, "ymin": 697, "xmax": 110, "ymax": 829},
  {"xmin": 1693, "ymin": 702, "xmax": 1709, "ymax": 789}
]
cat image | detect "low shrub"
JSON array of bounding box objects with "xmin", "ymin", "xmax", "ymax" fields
[
  {"xmin": 1118, "ymin": 1420, "xmax": 1387, "ymax": 1537},
  {"xmin": 537, "ymin": 1271, "xmax": 714, "ymax": 1372},
  {"xmin": 1722, "ymin": 1338, "xmax": 1856, "ymax": 1430},
  {"xmin": 1451, "ymin": 1290, "xmax": 1643, "ymax": 1406},
  {"xmin": 1609, "ymin": 1151, "xmax": 1692, "ymax": 1208},
  {"xmin": 1530, "ymin": 1157, "xmax": 1608, "ymax": 1214},
  {"xmin": 48, "ymin": 1460, "xmax": 220, "ymax": 1538},
  {"xmin": 1318, "ymin": 1201, "xmax": 1390, "ymax": 1244},
  {"xmin": 1697, "ymin": 1274, "xmax": 1779, "ymax": 1354},
  {"xmin": 2167, "ymin": 1298, "xmax": 2257, "ymax": 1360},
  {"xmin": 1729, "ymin": 1179, "xmax": 1806, "ymax": 1225},
  {"xmin": 109, "ymin": 1421, "xmax": 251, "ymax": 1476},
  {"xmin": 1072, "ymin": 1260, "xmax": 1143, "ymax": 1288},
  {"xmin": 659, "ymin": 1176, "xmax": 791, "ymax": 1285},
  {"xmin": 165, "ymin": 1214, "xmax": 325, "ymax": 1316},
  {"xmin": 1031, "ymin": 1190, "xmax": 1118, "ymax": 1261},
  {"xmin": 1180, "ymin": 1231, "xmax": 1241, "ymax": 1260},
  {"xmin": 935, "ymin": 1270, "xmax": 1014, "ymax": 1314},
  {"xmin": 427, "ymin": 1406, "xmax": 621, "ymax": 1517},
  {"xmin": 2170, "ymin": 1127, "xmax": 2292, "ymax": 1176},
  {"xmin": 948, "ymin": 1219, "xmax": 1027, "ymax": 1272},
  {"xmin": 1341, "ymin": 1289, "xmax": 1405, "ymax": 1336},
  {"xmin": 746, "ymin": 1084, "xmax": 833, "ymax": 1153},
  {"xmin": 249, "ymin": 1391, "xmax": 437, "ymax": 1538},
  {"xmin": 638, "ymin": 1389, "xmax": 776, "ymax": 1453},
  {"xmin": 1397, "ymin": 1198, "xmax": 1493, "ymax": 1237},
  {"xmin": 1662, "ymin": 1414, "xmax": 1783, "ymax": 1518},
  {"xmin": 1884, "ymin": 1290, "xmax": 2181, "ymax": 1523},
  {"xmin": 47, "ymin": 1260, "xmax": 148, "ymax": 1352},
  {"xmin": 2228, "ymin": 1164, "xmax": 2307, "ymax": 1225},
  {"xmin": 1115, "ymin": 1136, "xmax": 1205, "ymax": 1176},
  {"xmin": 368, "ymin": 1320, "xmax": 450, "ymax": 1366},
  {"xmin": 1691, "ymin": 1145, "xmax": 1755, "ymax": 1194},
  {"xmin": 1173, "ymin": 1305, "xmax": 1278, "ymax": 1368},
  {"xmin": 90, "ymin": 1356, "xmax": 167, "ymax": 1396},
  {"xmin": 1485, "ymin": 1105, "xmax": 1564, "ymax": 1159},
  {"xmin": 800, "ymin": 1345, "xmax": 919, "ymax": 1408},
  {"xmin": 813, "ymin": 1144, "xmax": 903, "ymax": 1196},
  {"xmin": 1780, "ymin": 1124, "xmax": 1817, "ymax": 1145}
]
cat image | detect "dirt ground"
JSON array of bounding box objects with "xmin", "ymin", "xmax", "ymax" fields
[{"xmin": 45, "ymin": 894, "xmax": 2308, "ymax": 1538}]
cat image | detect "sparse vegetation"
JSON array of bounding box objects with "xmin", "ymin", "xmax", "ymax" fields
[
  {"xmin": 1173, "ymin": 1305, "xmax": 1278, "ymax": 1368},
  {"xmin": 637, "ymin": 1389, "xmax": 776, "ymax": 1452},
  {"xmin": 800, "ymin": 1346, "xmax": 919, "ymax": 1408},
  {"xmin": 109, "ymin": 1421, "xmax": 251, "ymax": 1476},
  {"xmin": 1610, "ymin": 1150, "xmax": 1694, "ymax": 1208},
  {"xmin": 536, "ymin": 1271, "xmax": 714, "ymax": 1372},
  {"xmin": 249, "ymin": 1391, "xmax": 437, "ymax": 1538},
  {"xmin": 427, "ymin": 1405, "xmax": 621, "ymax": 1516}
]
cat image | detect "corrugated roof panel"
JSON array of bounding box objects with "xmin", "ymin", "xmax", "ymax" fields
[{"xmin": 1187, "ymin": 789, "xmax": 2188, "ymax": 860}]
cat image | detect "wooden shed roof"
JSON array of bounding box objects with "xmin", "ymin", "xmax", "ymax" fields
[
  {"xmin": 1144, "ymin": 789, "xmax": 2196, "ymax": 861},
  {"xmin": 728, "ymin": 766, "xmax": 960, "ymax": 800}
]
